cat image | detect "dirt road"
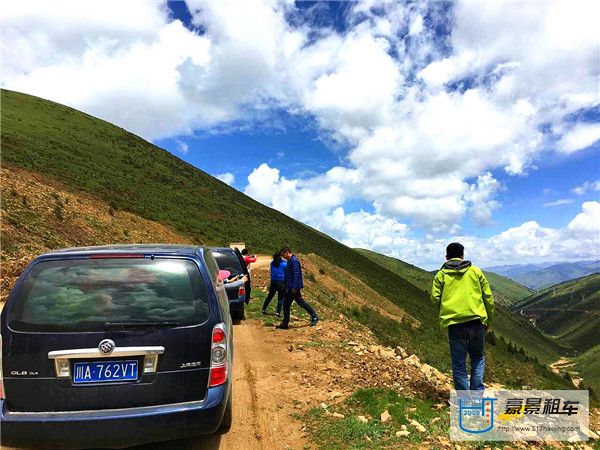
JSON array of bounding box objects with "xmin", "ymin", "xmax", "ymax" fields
[{"xmin": 144, "ymin": 318, "xmax": 309, "ymax": 450}]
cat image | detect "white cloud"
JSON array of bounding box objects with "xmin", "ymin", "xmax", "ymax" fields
[
  {"xmin": 2, "ymin": 2, "xmax": 214, "ymax": 140},
  {"xmin": 390, "ymin": 203, "xmax": 600, "ymax": 269},
  {"xmin": 557, "ymin": 123, "xmax": 600, "ymax": 154},
  {"xmin": 408, "ymin": 15, "xmax": 424, "ymax": 36},
  {"xmin": 466, "ymin": 202, "xmax": 600, "ymax": 267},
  {"xmin": 572, "ymin": 180, "xmax": 600, "ymax": 195},
  {"xmin": 3, "ymin": 0, "xmax": 598, "ymax": 242},
  {"xmin": 244, "ymin": 163, "xmax": 347, "ymax": 224},
  {"xmin": 215, "ymin": 172, "xmax": 235, "ymax": 185},
  {"xmin": 176, "ymin": 140, "xmax": 189, "ymax": 154},
  {"xmin": 451, "ymin": 1, "xmax": 599, "ymax": 120},
  {"xmin": 244, "ymin": 161, "xmax": 599, "ymax": 268},
  {"xmin": 465, "ymin": 172, "xmax": 502, "ymax": 225},
  {"xmin": 543, "ymin": 199, "xmax": 575, "ymax": 207},
  {"xmin": 566, "ymin": 201, "xmax": 600, "ymax": 236},
  {"xmin": 321, "ymin": 208, "xmax": 409, "ymax": 251}
]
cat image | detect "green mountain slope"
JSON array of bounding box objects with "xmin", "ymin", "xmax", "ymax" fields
[
  {"xmin": 575, "ymin": 345, "xmax": 600, "ymax": 397},
  {"xmin": 355, "ymin": 248, "xmax": 566, "ymax": 365},
  {"xmin": 482, "ymin": 272, "xmax": 534, "ymax": 306},
  {"xmin": 1, "ymin": 89, "xmax": 571, "ymax": 391},
  {"xmin": 512, "ymin": 274, "xmax": 600, "ymax": 353}
]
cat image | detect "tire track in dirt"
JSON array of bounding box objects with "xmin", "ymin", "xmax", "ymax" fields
[{"xmin": 243, "ymin": 362, "xmax": 263, "ymax": 446}]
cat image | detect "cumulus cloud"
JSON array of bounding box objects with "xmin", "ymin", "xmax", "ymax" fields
[
  {"xmin": 566, "ymin": 201, "xmax": 600, "ymax": 236},
  {"xmin": 557, "ymin": 123, "xmax": 600, "ymax": 154},
  {"xmin": 2, "ymin": 1, "xmax": 214, "ymax": 140},
  {"xmin": 215, "ymin": 172, "xmax": 235, "ymax": 186},
  {"xmin": 3, "ymin": 0, "xmax": 599, "ymax": 257},
  {"xmin": 362, "ymin": 203, "xmax": 600, "ymax": 269},
  {"xmin": 244, "ymin": 163, "xmax": 347, "ymax": 224},
  {"xmin": 465, "ymin": 172, "xmax": 502, "ymax": 225}
]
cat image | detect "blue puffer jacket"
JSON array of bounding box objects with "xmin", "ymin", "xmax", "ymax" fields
[
  {"xmin": 284, "ymin": 254, "xmax": 303, "ymax": 291},
  {"xmin": 270, "ymin": 260, "xmax": 287, "ymax": 281}
]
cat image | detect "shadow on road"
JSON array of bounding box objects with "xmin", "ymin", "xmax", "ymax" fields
[
  {"xmin": 127, "ymin": 433, "xmax": 222, "ymax": 450},
  {"xmin": 1, "ymin": 435, "xmax": 223, "ymax": 450}
]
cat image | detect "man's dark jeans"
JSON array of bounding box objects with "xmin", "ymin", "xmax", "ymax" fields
[
  {"xmin": 281, "ymin": 289, "xmax": 317, "ymax": 327},
  {"xmin": 262, "ymin": 280, "xmax": 285, "ymax": 314},
  {"xmin": 448, "ymin": 319, "xmax": 486, "ymax": 391}
]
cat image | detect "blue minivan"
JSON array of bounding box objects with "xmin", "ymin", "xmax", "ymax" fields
[{"xmin": 0, "ymin": 245, "xmax": 233, "ymax": 448}]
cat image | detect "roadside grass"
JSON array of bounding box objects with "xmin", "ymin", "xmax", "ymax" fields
[
  {"xmin": 245, "ymin": 290, "xmax": 278, "ymax": 327},
  {"xmin": 301, "ymin": 387, "xmax": 450, "ymax": 449},
  {"xmin": 302, "ymin": 388, "xmax": 578, "ymax": 449}
]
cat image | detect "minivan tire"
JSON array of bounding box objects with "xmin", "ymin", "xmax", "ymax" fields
[
  {"xmin": 218, "ymin": 393, "xmax": 233, "ymax": 433},
  {"xmin": 232, "ymin": 307, "xmax": 245, "ymax": 322}
]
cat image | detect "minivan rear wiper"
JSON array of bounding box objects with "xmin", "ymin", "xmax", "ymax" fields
[{"xmin": 104, "ymin": 320, "xmax": 181, "ymax": 329}]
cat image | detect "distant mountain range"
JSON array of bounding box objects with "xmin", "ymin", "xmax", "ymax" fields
[{"xmin": 486, "ymin": 260, "xmax": 600, "ymax": 290}]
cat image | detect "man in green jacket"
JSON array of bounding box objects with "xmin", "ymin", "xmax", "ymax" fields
[{"xmin": 431, "ymin": 243, "xmax": 494, "ymax": 391}]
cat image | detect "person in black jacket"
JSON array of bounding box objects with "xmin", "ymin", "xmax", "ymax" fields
[{"xmin": 276, "ymin": 246, "xmax": 319, "ymax": 329}]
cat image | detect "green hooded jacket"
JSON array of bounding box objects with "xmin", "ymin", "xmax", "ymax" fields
[{"xmin": 430, "ymin": 258, "xmax": 494, "ymax": 328}]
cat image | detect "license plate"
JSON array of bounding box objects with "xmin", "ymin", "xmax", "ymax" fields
[{"xmin": 73, "ymin": 360, "xmax": 138, "ymax": 384}]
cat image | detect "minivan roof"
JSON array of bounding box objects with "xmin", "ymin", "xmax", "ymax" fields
[{"xmin": 39, "ymin": 244, "xmax": 207, "ymax": 258}]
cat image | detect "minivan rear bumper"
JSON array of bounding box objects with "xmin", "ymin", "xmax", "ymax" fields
[
  {"xmin": 229, "ymin": 297, "xmax": 245, "ymax": 312},
  {"xmin": 0, "ymin": 383, "xmax": 230, "ymax": 449}
]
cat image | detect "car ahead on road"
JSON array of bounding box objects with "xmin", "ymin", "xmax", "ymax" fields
[
  {"xmin": 0, "ymin": 244, "xmax": 233, "ymax": 449},
  {"xmin": 210, "ymin": 247, "xmax": 250, "ymax": 321}
]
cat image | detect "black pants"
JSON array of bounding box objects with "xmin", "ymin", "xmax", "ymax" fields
[
  {"xmin": 262, "ymin": 280, "xmax": 285, "ymax": 313},
  {"xmin": 281, "ymin": 289, "xmax": 317, "ymax": 327}
]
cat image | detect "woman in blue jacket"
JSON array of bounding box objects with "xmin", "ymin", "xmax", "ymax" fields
[{"xmin": 261, "ymin": 252, "xmax": 287, "ymax": 316}]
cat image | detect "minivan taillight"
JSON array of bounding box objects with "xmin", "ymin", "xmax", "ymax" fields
[
  {"xmin": 209, "ymin": 323, "xmax": 227, "ymax": 388},
  {"xmin": 0, "ymin": 335, "xmax": 4, "ymax": 400}
]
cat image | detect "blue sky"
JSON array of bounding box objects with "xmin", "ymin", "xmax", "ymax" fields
[
  {"xmin": 3, "ymin": 0, "xmax": 599, "ymax": 268},
  {"xmin": 156, "ymin": 114, "xmax": 600, "ymax": 239}
]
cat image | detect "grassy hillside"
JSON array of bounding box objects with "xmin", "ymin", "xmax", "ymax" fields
[
  {"xmin": 354, "ymin": 248, "xmax": 434, "ymax": 292},
  {"xmin": 512, "ymin": 274, "xmax": 600, "ymax": 353},
  {"xmin": 1, "ymin": 89, "xmax": 572, "ymax": 391},
  {"xmin": 483, "ymin": 272, "xmax": 534, "ymax": 306},
  {"xmin": 0, "ymin": 165, "xmax": 190, "ymax": 301},
  {"xmin": 575, "ymin": 345, "xmax": 600, "ymax": 397}
]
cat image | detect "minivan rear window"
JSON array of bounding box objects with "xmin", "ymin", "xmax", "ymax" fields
[
  {"xmin": 211, "ymin": 251, "xmax": 244, "ymax": 276},
  {"xmin": 9, "ymin": 258, "xmax": 210, "ymax": 331}
]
